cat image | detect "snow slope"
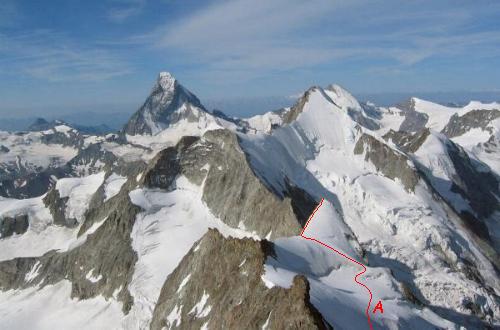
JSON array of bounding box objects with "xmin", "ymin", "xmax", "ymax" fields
[
  {"xmin": 56, "ymin": 172, "xmax": 105, "ymax": 223},
  {"xmin": 409, "ymin": 98, "xmax": 499, "ymax": 131},
  {"xmin": 263, "ymin": 199, "xmax": 455, "ymax": 329},
  {"xmin": 240, "ymin": 86, "xmax": 500, "ymax": 326},
  {"xmin": 124, "ymin": 175, "xmax": 258, "ymax": 329},
  {"xmin": 0, "ymin": 281, "xmax": 123, "ymax": 330},
  {"xmin": 0, "ymin": 130, "xmax": 78, "ymax": 171}
]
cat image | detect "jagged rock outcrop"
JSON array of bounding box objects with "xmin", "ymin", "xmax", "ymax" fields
[
  {"xmin": 40, "ymin": 129, "xmax": 84, "ymax": 149},
  {"xmin": 0, "ymin": 187, "xmax": 141, "ymax": 313},
  {"xmin": 383, "ymin": 128, "xmax": 431, "ymax": 154},
  {"xmin": 354, "ymin": 133, "xmax": 420, "ymax": 191},
  {"xmin": 442, "ymin": 109, "xmax": 500, "ymax": 138},
  {"xmin": 0, "ymin": 166, "xmax": 67, "ymax": 199},
  {"xmin": 43, "ymin": 186, "xmax": 78, "ymax": 228},
  {"xmin": 141, "ymin": 129, "xmax": 317, "ymax": 238},
  {"xmin": 150, "ymin": 229, "xmax": 331, "ymax": 330},
  {"xmin": 282, "ymin": 87, "xmax": 317, "ymax": 124},
  {"xmin": 0, "ymin": 214, "xmax": 29, "ymax": 238}
]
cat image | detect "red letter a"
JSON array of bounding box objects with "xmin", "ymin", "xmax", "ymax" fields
[{"xmin": 372, "ymin": 300, "xmax": 384, "ymax": 314}]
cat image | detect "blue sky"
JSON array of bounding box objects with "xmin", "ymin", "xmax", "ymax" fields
[{"xmin": 1, "ymin": 0, "xmax": 500, "ymax": 119}]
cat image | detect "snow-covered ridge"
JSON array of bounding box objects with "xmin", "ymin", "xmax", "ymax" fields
[{"xmin": 410, "ymin": 97, "xmax": 499, "ymax": 131}]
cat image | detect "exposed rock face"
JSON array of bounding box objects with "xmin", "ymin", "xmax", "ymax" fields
[
  {"xmin": 150, "ymin": 229, "xmax": 331, "ymax": 330},
  {"xmin": 383, "ymin": 128, "xmax": 431, "ymax": 154},
  {"xmin": 0, "ymin": 145, "xmax": 9, "ymax": 153},
  {"xmin": 0, "ymin": 188, "xmax": 140, "ymax": 313},
  {"xmin": 398, "ymin": 98, "xmax": 429, "ymax": 132},
  {"xmin": 282, "ymin": 87, "xmax": 317, "ymax": 124},
  {"xmin": 445, "ymin": 141, "xmax": 499, "ymax": 240},
  {"xmin": 40, "ymin": 129, "xmax": 84, "ymax": 149},
  {"xmin": 0, "ymin": 166, "xmax": 67, "ymax": 199},
  {"xmin": 43, "ymin": 186, "xmax": 78, "ymax": 228},
  {"xmin": 0, "ymin": 214, "xmax": 29, "ymax": 238},
  {"xmin": 347, "ymin": 108, "xmax": 380, "ymax": 130},
  {"xmin": 354, "ymin": 133, "xmax": 420, "ymax": 191},
  {"xmin": 124, "ymin": 72, "xmax": 208, "ymax": 135},
  {"xmin": 384, "ymin": 128, "xmax": 498, "ymax": 243},
  {"xmin": 142, "ymin": 136, "xmax": 198, "ymax": 190},
  {"xmin": 142, "ymin": 130, "xmax": 315, "ymax": 238},
  {"xmin": 442, "ymin": 109, "xmax": 500, "ymax": 138},
  {"xmin": 197, "ymin": 130, "xmax": 313, "ymax": 237}
]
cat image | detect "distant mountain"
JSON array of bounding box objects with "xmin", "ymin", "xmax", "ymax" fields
[
  {"xmin": 27, "ymin": 118, "xmax": 115, "ymax": 135},
  {"xmin": 124, "ymin": 72, "xmax": 209, "ymax": 135}
]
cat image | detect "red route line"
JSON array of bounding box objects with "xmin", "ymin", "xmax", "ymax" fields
[{"xmin": 300, "ymin": 198, "xmax": 374, "ymax": 330}]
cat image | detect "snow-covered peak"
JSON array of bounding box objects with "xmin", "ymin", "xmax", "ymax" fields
[
  {"xmin": 156, "ymin": 72, "xmax": 177, "ymax": 92},
  {"xmin": 290, "ymin": 86, "xmax": 360, "ymax": 150},
  {"xmin": 324, "ymin": 84, "xmax": 362, "ymax": 111},
  {"xmin": 124, "ymin": 71, "xmax": 211, "ymax": 136},
  {"xmin": 462, "ymin": 100, "xmax": 500, "ymax": 112}
]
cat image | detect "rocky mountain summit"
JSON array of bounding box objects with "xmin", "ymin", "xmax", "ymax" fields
[
  {"xmin": 124, "ymin": 72, "xmax": 209, "ymax": 136},
  {"xmin": 0, "ymin": 72, "xmax": 499, "ymax": 329}
]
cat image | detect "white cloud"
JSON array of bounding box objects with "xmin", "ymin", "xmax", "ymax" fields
[
  {"xmin": 150, "ymin": 0, "xmax": 351, "ymax": 73},
  {"xmin": 0, "ymin": 30, "xmax": 132, "ymax": 82},
  {"xmin": 139, "ymin": 0, "xmax": 500, "ymax": 82}
]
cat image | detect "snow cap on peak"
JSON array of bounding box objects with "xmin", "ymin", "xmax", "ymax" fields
[
  {"xmin": 324, "ymin": 84, "xmax": 361, "ymax": 111},
  {"xmin": 325, "ymin": 84, "xmax": 349, "ymax": 95},
  {"xmin": 463, "ymin": 100, "xmax": 500, "ymax": 111},
  {"xmin": 156, "ymin": 71, "xmax": 177, "ymax": 92}
]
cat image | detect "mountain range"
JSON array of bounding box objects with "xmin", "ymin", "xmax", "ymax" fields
[{"xmin": 0, "ymin": 72, "xmax": 499, "ymax": 329}]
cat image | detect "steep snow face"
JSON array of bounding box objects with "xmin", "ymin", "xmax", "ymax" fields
[
  {"xmin": 413, "ymin": 132, "xmax": 471, "ymax": 212},
  {"xmin": 292, "ymin": 87, "xmax": 360, "ymax": 151},
  {"xmin": 103, "ymin": 173, "xmax": 127, "ymax": 202},
  {"xmin": 262, "ymin": 200, "xmax": 456, "ymax": 330},
  {"xmin": 238, "ymin": 86, "xmax": 367, "ymax": 197},
  {"xmin": 245, "ymin": 109, "xmax": 286, "ymax": 134},
  {"xmin": 452, "ymin": 117, "xmax": 500, "ymax": 174},
  {"xmin": 411, "ymin": 97, "xmax": 459, "ymax": 131},
  {"xmin": 0, "ymin": 196, "xmax": 76, "ymax": 261},
  {"xmin": 376, "ymin": 107, "xmax": 406, "ymax": 134},
  {"xmin": 55, "ymin": 172, "xmax": 105, "ymax": 223},
  {"xmin": 125, "ymin": 109, "xmax": 235, "ymax": 152},
  {"xmin": 324, "ymin": 84, "xmax": 362, "ymax": 111},
  {"xmin": 240, "ymin": 86, "xmax": 500, "ymax": 326}
]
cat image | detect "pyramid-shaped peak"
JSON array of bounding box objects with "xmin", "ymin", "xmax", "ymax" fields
[{"xmin": 123, "ymin": 71, "xmax": 207, "ymax": 135}]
